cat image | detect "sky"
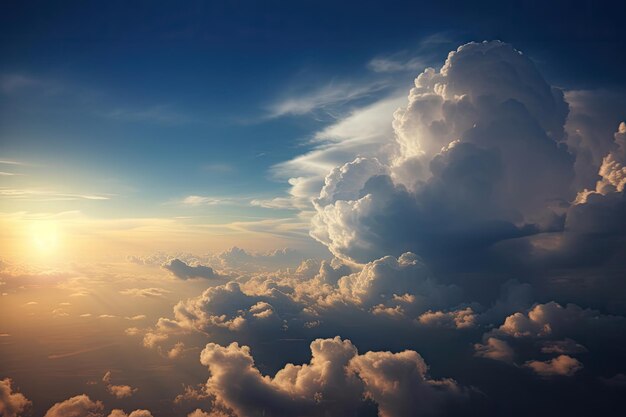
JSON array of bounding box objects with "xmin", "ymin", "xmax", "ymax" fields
[{"xmin": 1, "ymin": 1, "xmax": 626, "ymax": 417}]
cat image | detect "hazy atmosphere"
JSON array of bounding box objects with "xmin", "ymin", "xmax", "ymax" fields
[{"xmin": 2, "ymin": 1, "xmax": 626, "ymax": 416}]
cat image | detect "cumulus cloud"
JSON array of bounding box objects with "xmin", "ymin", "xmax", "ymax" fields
[
  {"xmin": 572, "ymin": 122, "xmax": 626, "ymax": 205},
  {"xmin": 44, "ymin": 395, "xmax": 104, "ymax": 417},
  {"xmin": 418, "ymin": 307, "xmax": 476, "ymax": 329},
  {"xmin": 561, "ymin": 123, "xmax": 626, "ymax": 271},
  {"xmin": 0, "ymin": 378, "xmax": 31, "ymax": 417},
  {"xmin": 199, "ymin": 336, "xmax": 466, "ymax": 417},
  {"xmin": 565, "ymin": 90, "xmax": 626, "ymax": 190},
  {"xmin": 127, "ymin": 245, "xmax": 304, "ymax": 275},
  {"xmin": 107, "ymin": 385, "xmax": 136, "ymax": 400},
  {"xmin": 174, "ymin": 385, "xmax": 212, "ymax": 405},
  {"xmin": 524, "ymin": 355, "xmax": 583, "ymax": 377},
  {"xmin": 213, "ymin": 247, "xmax": 306, "ymax": 272},
  {"xmin": 133, "ymin": 248, "xmax": 308, "ymax": 276},
  {"xmin": 351, "ymin": 349, "xmax": 467, "ymax": 417},
  {"xmin": 43, "ymin": 395, "xmax": 152, "ymax": 417},
  {"xmin": 107, "ymin": 410, "xmax": 154, "ymax": 417},
  {"xmin": 144, "ymin": 253, "xmax": 463, "ymax": 351},
  {"xmin": 187, "ymin": 410, "xmax": 230, "ymax": 417},
  {"xmin": 474, "ymin": 337, "xmax": 514, "ymax": 363},
  {"xmin": 167, "ymin": 342, "xmax": 186, "ymax": 359},
  {"xmin": 270, "ymin": 95, "xmax": 405, "ymax": 210},
  {"xmin": 495, "ymin": 302, "xmax": 620, "ymax": 339},
  {"xmin": 125, "ymin": 327, "xmax": 141, "ymax": 336},
  {"xmin": 102, "ymin": 371, "xmax": 137, "ymax": 399},
  {"xmin": 95, "ymin": 40, "xmax": 626, "ymax": 416},
  {"xmin": 163, "ymin": 259, "xmax": 220, "ymax": 280},
  {"xmin": 474, "ymin": 301, "xmax": 626, "ymax": 379}
]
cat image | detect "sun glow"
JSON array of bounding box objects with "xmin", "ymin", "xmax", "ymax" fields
[{"xmin": 30, "ymin": 221, "xmax": 60, "ymax": 254}]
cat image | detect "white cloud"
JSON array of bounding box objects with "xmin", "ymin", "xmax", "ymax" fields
[
  {"xmin": 270, "ymin": 95, "xmax": 404, "ymax": 210},
  {"xmin": 310, "ymin": 41, "xmax": 575, "ymax": 265},
  {"xmin": 267, "ymin": 80, "xmax": 390, "ymax": 118},
  {"xmin": 147, "ymin": 252, "xmax": 461, "ymax": 341},
  {"xmin": 199, "ymin": 336, "xmax": 466, "ymax": 417},
  {"xmin": 495, "ymin": 302, "xmax": 618, "ymax": 339},
  {"xmin": 0, "ymin": 188, "xmax": 110, "ymax": 201},
  {"xmin": 351, "ymin": 349, "xmax": 466, "ymax": 417},
  {"xmin": 366, "ymin": 33, "xmax": 453, "ymax": 74}
]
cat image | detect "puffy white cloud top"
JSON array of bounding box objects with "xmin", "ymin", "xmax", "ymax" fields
[
  {"xmin": 199, "ymin": 336, "xmax": 466, "ymax": 417},
  {"xmin": 311, "ymin": 41, "xmax": 580, "ymax": 264}
]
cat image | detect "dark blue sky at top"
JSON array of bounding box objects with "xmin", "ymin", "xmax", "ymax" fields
[{"xmin": 1, "ymin": 0, "xmax": 625, "ymax": 219}]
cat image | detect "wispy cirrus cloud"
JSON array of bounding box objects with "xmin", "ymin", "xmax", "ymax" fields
[
  {"xmin": 267, "ymin": 80, "xmax": 391, "ymax": 118},
  {"xmin": 119, "ymin": 287, "xmax": 171, "ymax": 298},
  {"xmin": 179, "ymin": 195, "xmax": 239, "ymax": 206},
  {"xmin": 367, "ymin": 32, "xmax": 454, "ymax": 73},
  {"xmin": 367, "ymin": 56, "xmax": 429, "ymax": 73},
  {"xmin": 0, "ymin": 160, "xmax": 26, "ymax": 166},
  {"xmin": 259, "ymin": 37, "xmax": 453, "ymax": 211},
  {"xmin": 265, "ymin": 93, "xmax": 405, "ymax": 210},
  {"xmin": 0, "ymin": 188, "xmax": 111, "ymax": 201},
  {"xmin": 0, "ymin": 160, "xmax": 26, "ymax": 177}
]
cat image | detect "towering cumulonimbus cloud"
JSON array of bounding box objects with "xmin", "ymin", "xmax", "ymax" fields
[
  {"xmin": 138, "ymin": 40, "xmax": 626, "ymax": 417},
  {"xmin": 311, "ymin": 41, "xmax": 580, "ymax": 265},
  {"xmin": 565, "ymin": 90, "xmax": 626, "ymax": 190}
]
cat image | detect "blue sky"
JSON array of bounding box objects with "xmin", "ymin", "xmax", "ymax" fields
[
  {"xmin": 4, "ymin": 3, "xmax": 626, "ymax": 417},
  {"xmin": 1, "ymin": 0, "xmax": 625, "ymax": 247}
]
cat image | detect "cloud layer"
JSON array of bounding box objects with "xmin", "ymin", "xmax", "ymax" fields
[{"xmin": 4, "ymin": 40, "xmax": 626, "ymax": 417}]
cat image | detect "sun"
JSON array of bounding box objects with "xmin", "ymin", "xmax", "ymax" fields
[{"xmin": 30, "ymin": 221, "xmax": 60, "ymax": 254}]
